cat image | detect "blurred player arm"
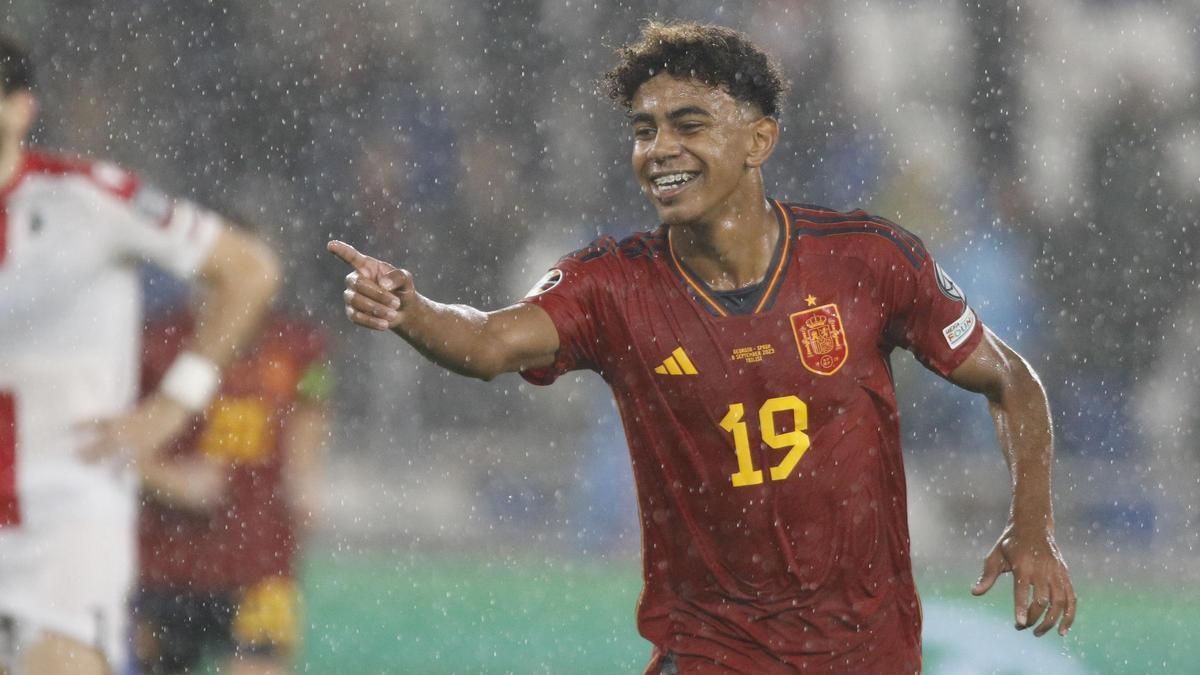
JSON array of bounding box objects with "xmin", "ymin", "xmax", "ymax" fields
[
  {"xmin": 326, "ymin": 240, "xmax": 559, "ymax": 380},
  {"xmin": 282, "ymin": 363, "xmax": 332, "ymax": 540},
  {"xmin": 86, "ymin": 222, "xmax": 281, "ymax": 466},
  {"xmin": 187, "ymin": 221, "xmax": 284, "ymax": 368},
  {"xmin": 947, "ymin": 327, "xmax": 1076, "ymax": 637},
  {"xmin": 138, "ymin": 454, "xmax": 225, "ymax": 511}
]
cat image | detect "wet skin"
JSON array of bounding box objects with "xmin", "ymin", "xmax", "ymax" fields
[{"xmin": 628, "ymin": 74, "xmax": 781, "ymax": 291}]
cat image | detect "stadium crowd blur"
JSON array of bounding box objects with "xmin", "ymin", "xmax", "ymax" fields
[{"xmin": 6, "ymin": 0, "xmax": 1200, "ymax": 575}]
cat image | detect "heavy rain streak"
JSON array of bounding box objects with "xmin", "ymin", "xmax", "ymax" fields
[{"xmin": 1, "ymin": 1, "xmax": 1197, "ymax": 673}]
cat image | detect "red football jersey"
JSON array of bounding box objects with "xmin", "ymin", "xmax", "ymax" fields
[
  {"xmin": 138, "ymin": 314, "xmax": 327, "ymax": 591},
  {"xmin": 520, "ymin": 200, "xmax": 984, "ymax": 673}
]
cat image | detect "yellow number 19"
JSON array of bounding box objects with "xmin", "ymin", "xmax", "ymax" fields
[{"xmin": 719, "ymin": 395, "xmax": 810, "ymax": 487}]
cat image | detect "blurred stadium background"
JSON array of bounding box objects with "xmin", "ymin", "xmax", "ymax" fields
[{"xmin": 6, "ymin": 0, "xmax": 1200, "ymax": 672}]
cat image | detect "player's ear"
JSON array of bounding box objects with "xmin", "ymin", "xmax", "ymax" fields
[{"xmin": 745, "ymin": 115, "xmax": 779, "ymax": 169}]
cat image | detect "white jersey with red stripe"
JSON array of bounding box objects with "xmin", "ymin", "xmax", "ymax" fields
[
  {"xmin": 0, "ymin": 150, "xmax": 218, "ymax": 499},
  {"xmin": 0, "ymin": 149, "xmax": 219, "ymax": 668}
]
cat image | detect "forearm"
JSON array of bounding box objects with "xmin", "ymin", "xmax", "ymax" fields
[
  {"xmin": 392, "ymin": 296, "xmax": 515, "ymax": 380},
  {"xmin": 966, "ymin": 338, "xmax": 1075, "ymax": 636},
  {"xmin": 282, "ymin": 403, "xmax": 329, "ymax": 541},
  {"xmin": 190, "ymin": 236, "xmax": 280, "ymax": 367},
  {"xmin": 145, "ymin": 229, "xmax": 277, "ymax": 432},
  {"xmin": 141, "ymin": 455, "xmax": 225, "ymax": 512},
  {"xmin": 986, "ymin": 355, "xmax": 1055, "ymax": 530}
]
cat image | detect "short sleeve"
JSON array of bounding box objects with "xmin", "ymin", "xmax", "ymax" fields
[
  {"xmin": 517, "ymin": 237, "xmax": 618, "ymax": 386},
  {"xmin": 88, "ymin": 162, "xmax": 221, "ymax": 278},
  {"xmin": 884, "ymin": 248, "xmax": 984, "ymax": 377}
]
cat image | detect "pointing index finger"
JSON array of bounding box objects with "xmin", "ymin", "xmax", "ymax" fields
[{"xmin": 327, "ymin": 240, "xmax": 368, "ymax": 270}]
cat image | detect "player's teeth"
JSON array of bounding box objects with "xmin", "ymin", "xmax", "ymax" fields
[{"xmin": 654, "ymin": 173, "xmax": 695, "ymax": 188}]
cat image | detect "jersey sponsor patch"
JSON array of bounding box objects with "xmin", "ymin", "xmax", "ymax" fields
[
  {"xmin": 943, "ymin": 305, "xmax": 977, "ymax": 349},
  {"xmin": 789, "ymin": 304, "xmax": 849, "ymax": 376},
  {"xmin": 934, "ymin": 263, "xmax": 965, "ymax": 302},
  {"xmin": 525, "ymin": 269, "xmax": 563, "ymax": 297}
]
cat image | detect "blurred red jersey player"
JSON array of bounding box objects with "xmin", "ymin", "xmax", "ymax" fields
[
  {"xmin": 328, "ymin": 21, "xmax": 1076, "ymax": 674},
  {"xmin": 134, "ymin": 312, "xmax": 330, "ymax": 675}
]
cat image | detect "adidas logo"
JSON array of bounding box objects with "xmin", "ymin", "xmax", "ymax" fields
[{"xmin": 654, "ymin": 347, "xmax": 699, "ymax": 375}]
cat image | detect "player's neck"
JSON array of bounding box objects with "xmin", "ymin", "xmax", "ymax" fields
[
  {"xmin": 670, "ymin": 193, "xmax": 778, "ymax": 291},
  {"xmin": 0, "ymin": 143, "xmax": 23, "ymax": 192}
]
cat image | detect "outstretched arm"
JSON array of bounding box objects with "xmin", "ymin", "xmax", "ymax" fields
[
  {"xmin": 328, "ymin": 240, "xmax": 559, "ymax": 380},
  {"xmin": 948, "ymin": 327, "xmax": 1076, "ymax": 637}
]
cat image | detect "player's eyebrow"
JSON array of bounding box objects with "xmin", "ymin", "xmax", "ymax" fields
[
  {"xmin": 628, "ymin": 106, "xmax": 713, "ymax": 125},
  {"xmin": 628, "ymin": 111, "xmax": 654, "ymax": 125},
  {"xmin": 666, "ymin": 106, "xmax": 713, "ymax": 121}
]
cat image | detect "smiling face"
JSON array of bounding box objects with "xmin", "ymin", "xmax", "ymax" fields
[{"xmin": 629, "ymin": 74, "xmax": 776, "ymax": 226}]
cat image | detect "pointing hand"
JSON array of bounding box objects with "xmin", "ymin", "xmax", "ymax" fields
[{"xmin": 326, "ymin": 240, "xmax": 415, "ymax": 331}]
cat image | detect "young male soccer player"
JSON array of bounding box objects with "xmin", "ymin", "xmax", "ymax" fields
[
  {"xmin": 134, "ymin": 311, "xmax": 329, "ymax": 675},
  {"xmin": 329, "ymin": 22, "xmax": 1076, "ymax": 673},
  {"xmin": 0, "ymin": 37, "xmax": 279, "ymax": 675}
]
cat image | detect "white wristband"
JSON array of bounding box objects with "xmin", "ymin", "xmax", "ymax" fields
[{"xmin": 159, "ymin": 351, "xmax": 221, "ymax": 413}]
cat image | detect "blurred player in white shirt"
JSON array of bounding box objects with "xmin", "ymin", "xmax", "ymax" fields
[{"xmin": 0, "ymin": 36, "xmax": 280, "ymax": 675}]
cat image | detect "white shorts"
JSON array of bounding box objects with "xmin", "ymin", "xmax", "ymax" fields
[{"xmin": 0, "ymin": 458, "xmax": 136, "ymax": 672}]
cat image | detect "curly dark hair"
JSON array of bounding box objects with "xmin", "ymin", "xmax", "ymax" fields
[
  {"xmin": 0, "ymin": 35, "xmax": 34, "ymax": 95},
  {"xmin": 603, "ymin": 21, "xmax": 786, "ymax": 118}
]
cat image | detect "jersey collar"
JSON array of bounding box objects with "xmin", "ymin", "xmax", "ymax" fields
[{"xmin": 667, "ymin": 198, "xmax": 792, "ymax": 317}]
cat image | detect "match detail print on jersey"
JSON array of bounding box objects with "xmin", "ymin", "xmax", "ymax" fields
[
  {"xmin": 654, "ymin": 347, "xmax": 699, "ymax": 375},
  {"xmin": 731, "ymin": 344, "xmax": 775, "ymax": 363},
  {"xmin": 0, "ymin": 392, "xmax": 19, "ymax": 527},
  {"xmin": 789, "ymin": 304, "xmax": 849, "ymax": 376}
]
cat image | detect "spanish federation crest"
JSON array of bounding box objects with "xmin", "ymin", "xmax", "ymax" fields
[{"xmin": 789, "ymin": 304, "xmax": 849, "ymax": 376}]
